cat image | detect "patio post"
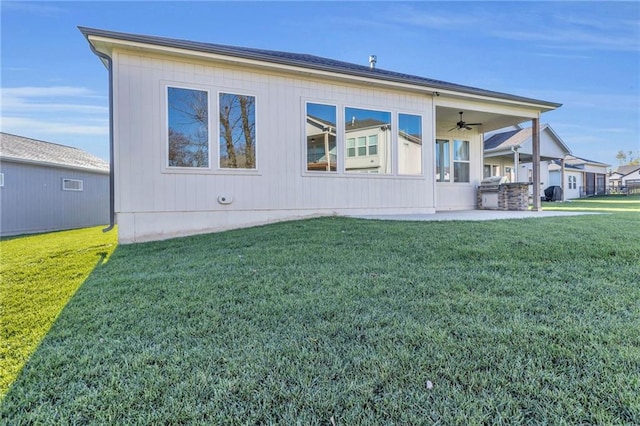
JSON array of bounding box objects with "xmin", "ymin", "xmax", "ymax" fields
[{"xmin": 532, "ymin": 117, "xmax": 541, "ymax": 211}]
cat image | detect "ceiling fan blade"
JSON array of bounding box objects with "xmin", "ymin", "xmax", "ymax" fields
[
  {"xmin": 467, "ymin": 123, "xmax": 483, "ymax": 126},
  {"xmin": 465, "ymin": 125, "xmax": 473, "ymax": 131},
  {"xmin": 448, "ymin": 126, "xmax": 457, "ymax": 132}
]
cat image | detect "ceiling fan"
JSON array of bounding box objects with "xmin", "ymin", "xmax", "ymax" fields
[{"xmin": 449, "ymin": 111, "xmax": 482, "ymax": 131}]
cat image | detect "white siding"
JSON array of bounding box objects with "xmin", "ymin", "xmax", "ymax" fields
[{"xmin": 112, "ymin": 50, "xmax": 437, "ymax": 242}]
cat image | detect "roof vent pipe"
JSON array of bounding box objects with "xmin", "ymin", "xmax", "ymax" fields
[{"xmin": 369, "ymin": 55, "xmax": 377, "ymax": 69}]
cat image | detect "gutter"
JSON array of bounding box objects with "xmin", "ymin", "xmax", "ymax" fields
[{"xmin": 82, "ymin": 31, "xmax": 115, "ymax": 233}]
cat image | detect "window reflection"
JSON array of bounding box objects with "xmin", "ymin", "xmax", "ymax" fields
[
  {"xmin": 398, "ymin": 114, "xmax": 422, "ymax": 175},
  {"xmin": 345, "ymin": 107, "xmax": 391, "ymax": 174},
  {"xmin": 306, "ymin": 103, "xmax": 337, "ymax": 172},
  {"xmin": 167, "ymin": 87, "xmax": 209, "ymax": 168}
]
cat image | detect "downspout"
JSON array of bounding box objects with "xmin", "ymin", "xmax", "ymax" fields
[{"xmin": 85, "ymin": 39, "xmax": 115, "ymax": 232}]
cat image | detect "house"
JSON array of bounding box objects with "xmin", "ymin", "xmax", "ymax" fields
[
  {"xmin": 548, "ymin": 155, "xmax": 609, "ymax": 199},
  {"xmin": 609, "ymin": 164, "xmax": 640, "ymax": 193},
  {"xmin": 80, "ymin": 27, "xmax": 561, "ymax": 243},
  {"xmin": 483, "ymin": 124, "xmax": 571, "ymax": 192},
  {"xmin": 0, "ymin": 133, "xmax": 109, "ymax": 236}
]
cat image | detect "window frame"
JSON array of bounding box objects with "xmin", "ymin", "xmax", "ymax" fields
[
  {"xmin": 62, "ymin": 178, "xmax": 83, "ymax": 191},
  {"xmin": 165, "ymin": 84, "xmax": 212, "ymax": 170},
  {"xmin": 302, "ymin": 99, "xmax": 424, "ymax": 179},
  {"xmin": 436, "ymin": 138, "xmax": 471, "ymax": 183},
  {"xmin": 304, "ymin": 101, "xmax": 338, "ymax": 173},
  {"xmin": 397, "ymin": 112, "xmax": 423, "ymax": 176},
  {"xmin": 218, "ymin": 90, "xmax": 258, "ymax": 171}
]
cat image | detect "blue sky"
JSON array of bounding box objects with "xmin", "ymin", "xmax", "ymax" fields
[{"xmin": 1, "ymin": 1, "xmax": 639, "ymax": 169}]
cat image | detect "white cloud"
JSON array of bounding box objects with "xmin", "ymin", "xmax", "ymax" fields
[
  {"xmin": 0, "ymin": 86, "xmax": 109, "ymax": 140},
  {"xmin": 1, "ymin": 117, "xmax": 109, "ymax": 136}
]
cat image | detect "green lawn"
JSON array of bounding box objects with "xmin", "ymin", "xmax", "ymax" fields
[
  {"xmin": 0, "ymin": 227, "xmax": 117, "ymax": 400},
  {"xmin": 542, "ymin": 194, "xmax": 640, "ymax": 213},
  {"xmin": 1, "ymin": 203, "xmax": 639, "ymax": 424}
]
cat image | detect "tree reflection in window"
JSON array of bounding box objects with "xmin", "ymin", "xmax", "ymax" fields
[
  {"xmin": 167, "ymin": 87, "xmax": 209, "ymax": 168},
  {"xmin": 219, "ymin": 93, "xmax": 256, "ymax": 169}
]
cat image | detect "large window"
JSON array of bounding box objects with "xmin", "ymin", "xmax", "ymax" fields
[
  {"xmin": 167, "ymin": 87, "xmax": 209, "ymax": 168},
  {"xmin": 219, "ymin": 93, "xmax": 256, "ymax": 169},
  {"xmin": 436, "ymin": 139, "xmax": 470, "ymax": 183},
  {"xmin": 345, "ymin": 107, "xmax": 391, "ymax": 174},
  {"xmin": 306, "ymin": 103, "xmax": 337, "ymax": 172},
  {"xmin": 398, "ymin": 113, "xmax": 422, "ymax": 175}
]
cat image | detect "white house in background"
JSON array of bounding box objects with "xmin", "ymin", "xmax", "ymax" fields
[
  {"xmin": 548, "ymin": 155, "xmax": 609, "ymax": 199},
  {"xmin": 609, "ymin": 165, "xmax": 640, "ymax": 192},
  {"xmin": 80, "ymin": 27, "xmax": 561, "ymax": 243},
  {"xmin": 0, "ymin": 132, "xmax": 109, "ymax": 236},
  {"xmin": 483, "ymin": 124, "xmax": 571, "ymax": 194}
]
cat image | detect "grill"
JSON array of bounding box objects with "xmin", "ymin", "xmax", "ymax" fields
[
  {"xmin": 479, "ymin": 176, "xmax": 508, "ymax": 191},
  {"xmin": 477, "ymin": 176, "xmax": 529, "ymax": 211}
]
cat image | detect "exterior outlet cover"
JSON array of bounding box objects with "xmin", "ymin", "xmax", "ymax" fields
[{"xmin": 217, "ymin": 195, "xmax": 233, "ymax": 205}]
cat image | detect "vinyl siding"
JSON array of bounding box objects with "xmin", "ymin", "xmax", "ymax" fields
[
  {"xmin": 0, "ymin": 161, "xmax": 109, "ymax": 236},
  {"xmin": 112, "ymin": 49, "xmax": 437, "ymax": 242}
]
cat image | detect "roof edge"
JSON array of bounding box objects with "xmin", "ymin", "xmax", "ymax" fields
[{"xmin": 79, "ymin": 26, "xmax": 562, "ymax": 110}]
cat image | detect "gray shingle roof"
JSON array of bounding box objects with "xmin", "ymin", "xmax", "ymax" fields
[
  {"xmin": 484, "ymin": 129, "xmax": 522, "ymax": 150},
  {"xmin": 0, "ymin": 132, "xmax": 109, "ymax": 173},
  {"xmin": 79, "ymin": 27, "xmax": 561, "ymax": 110},
  {"xmin": 614, "ymin": 164, "xmax": 640, "ymax": 176}
]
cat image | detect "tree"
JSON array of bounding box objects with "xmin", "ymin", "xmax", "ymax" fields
[
  {"xmin": 219, "ymin": 93, "xmax": 255, "ymax": 168},
  {"xmin": 616, "ymin": 150, "xmax": 640, "ymax": 166}
]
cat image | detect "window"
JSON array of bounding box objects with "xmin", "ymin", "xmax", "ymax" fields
[
  {"xmin": 483, "ymin": 165, "xmax": 500, "ymax": 178},
  {"xmin": 0, "ymin": 172, "xmax": 3, "ymax": 187},
  {"xmin": 568, "ymin": 175, "xmax": 577, "ymax": 189},
  {"xmin": 453, "ymin": 140, "xmax": 470, "ymax": 182},
  {"xmin": 219, "ymin": 92, "xmax": 256, "ymax": 169},
  {"xmin": 436, "ymin": 139, "xmax": 469, "ymax": 183},
  {"xmin": 398, "ymin": 113, "xmax": 422, "ymax": 175},
  {"xmin": 62, "ymin": 178, "xmax": 83, "ymax": 191},
  {"xmin": 435, "ymin": 139, "xmax": 450, "ymax": 182},
  {"xmin": 345, "ymin": 107, "xmax": 391, "ymax": 174},
  {"xmin": 167, "ymin": 86, "xmax": 209, "ymax": 168},
  {"xmin": 306, "ymin": 103, "xmax": 337, "ymax": 172}
]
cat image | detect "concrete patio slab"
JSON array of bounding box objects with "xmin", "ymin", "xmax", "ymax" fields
[{"xmin": 351, "ymin": 210, "xmax": 601, "ymax": 222}]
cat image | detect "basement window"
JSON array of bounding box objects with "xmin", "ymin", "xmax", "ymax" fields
[{"xmin": 62, "ymin": 178, "xmax": 83, "ymax": 191}]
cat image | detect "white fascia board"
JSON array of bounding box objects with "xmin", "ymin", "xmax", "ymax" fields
[{"xmin": 88, "ymin": 35, "xmax": 558, "ymax": 113}]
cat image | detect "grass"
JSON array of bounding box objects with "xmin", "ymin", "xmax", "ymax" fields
[
  {"xmin": 1, "ymin": 202, "xmax": 639, "ymax": 424},
  {"xmin": 0, "ymin": 226, "xmax": 117, "ymax": 399},
  {"xmin": 542, "ymin": 194, "xmax": 640, "ymax": 213}
]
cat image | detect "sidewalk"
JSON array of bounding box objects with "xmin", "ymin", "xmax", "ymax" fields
[{"xmin": 351, "ymin": 209, "xmax": 601, "ymax": 222}]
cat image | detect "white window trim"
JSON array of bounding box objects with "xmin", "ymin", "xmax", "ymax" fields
[
  {"xmin": 436, "ymin": 138, "xmax": 471, "ymax": 183},
  {"xmin": 62, "ymin": 178, "xmax": 83, "ymax": 191},
  {"xmin": 164, "ymin": 84, "xmax": 213, "ymax": 171},
  {"xmin": 301, "ymin": 99, "xmax": 423, "ymax": 179}
]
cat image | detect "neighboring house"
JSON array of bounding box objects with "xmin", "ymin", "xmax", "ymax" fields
[
  {"xmin": 0, "ymin": 132, "xmax": 109, "ymax": 236},
  {"xmin": 81, "ymin": 27, "xmax": 560, "ymax": 243},
  {"xmin": 610, "ymin": 164, "xmax": 640, "ymax": 192},
  {"xmin": 483, "ymin": 124, "xmax": 571, "ymax": 195},
  {"xmin": 548, "ymin": 155, "xmax": 609, "ymax": 199}
]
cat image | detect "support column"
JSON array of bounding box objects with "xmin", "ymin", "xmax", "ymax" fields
[
  {"xmin": 532, "ymin": 117, "xmax": 541, "ymax": 211},
  {"xmin": 560, "ymin": 157, "xmax": 566, "ymax": 201}
]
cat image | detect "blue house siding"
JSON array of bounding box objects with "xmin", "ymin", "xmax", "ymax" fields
[{"xmin": 0, "ymin": 161, "xmax": 109, "ymax": 236}]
